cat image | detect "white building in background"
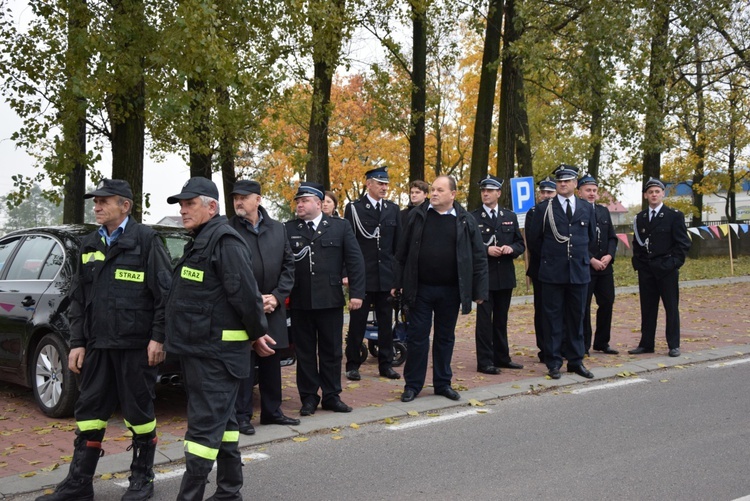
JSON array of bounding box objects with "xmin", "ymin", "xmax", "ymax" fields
[{"xmin": 665, "ymin": 180, "xmax": 750, "ymax": 223}]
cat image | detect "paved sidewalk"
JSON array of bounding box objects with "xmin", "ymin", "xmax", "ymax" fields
[{"xmin": 1, "ymin": 277, "xmax": 748, "ymax": 498}]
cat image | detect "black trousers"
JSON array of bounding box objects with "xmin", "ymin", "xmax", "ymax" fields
[
  {"xmin": 291, "ymin": 307, "xmax": 344, "ymax": 407},
  {"xmin": 541, "ymin": 282, "xmax": 587, "ymax": 369},
  {"xmin": 75, "ymin": 348, "xmax": 157, "ymax": 441},
  {"xmin": 637, "ymin": 268, "xmax": 681, "ymax": 350},
  {"xmin": 235, "ymin": 350, "xmax": 283, "ymax": 423},
  {"xmin": 531, "ymin": 277, "xmax": 546, "ymax": 361},
  {"xmin": 584, "ymin": 273, "xmax": 615, "ymax": 351},
  {"xmin": 345, "ymin": 290, "xmax": 394, "ymax": 371},
  {"xmin": 475, "ymin": 288, "xmax": 513, "ymax": 368},
  {"xmin": 180, "ymin": 356, "xmax": 240, "ymax": 481}
]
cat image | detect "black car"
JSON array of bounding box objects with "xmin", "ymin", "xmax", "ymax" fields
[{"xmin": 0, "ymin": 224, "xmax": 190, "ymax": 417}]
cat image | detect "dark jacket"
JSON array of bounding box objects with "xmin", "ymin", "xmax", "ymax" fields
[
  {"xmin": 524, "ymin": 204, "xmax": 541, "ymax": 280},
  {"xmin": 632, "ymin": 205, "xmax": 691, "ymax": 279},
  {"xmin": 165, "ymin": 215, "xmax": 268, "ymax": 379},
  {"xmin": 589, "ymin": 204, "xmax": 618, "ymax": 276},
  {"xmin": 69, "ymin": 218, "xmax": 172, "ymax": 350},
  {"xmin": 395, "ymin": 201, "xmax": 489, "ymax": 314},
  {"xmin": 285, "ymin": 214, "xmax": 366, "ymax": 310},
  {"xmin": 344, "ymin": 195, "xmax": 400, "ymax": 292},
  {"xmin": 526, "ymin": 196, "xmax": 597, "ymax": 285},
  {"xmin": 471, "ymin": 206, "xmax": 525, "ymax": 290},
  {"xmin": 229, "ymin": 206, "xmax": 295, "ymax": 349}
]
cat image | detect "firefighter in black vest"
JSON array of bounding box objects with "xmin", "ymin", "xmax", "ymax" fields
[
  {"xmin": 165, "ymin": 177, "xmax": 273, "ymax": 501},
  {"xmin": 38, "ymin": 179, "xmax": 172, "ymax": 501}
]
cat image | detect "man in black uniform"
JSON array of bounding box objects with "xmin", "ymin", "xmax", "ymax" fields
[
  {"xmin": 526, "ymin": 165, "xmax": 597, "ymax": 380},
  {"xmin": 395, "ymin": 176, "xmax": 488, "ymax": 402},
  {"xmin": 344, "ymin": 166, "xmax": 401, "ymax": 381},
  {"xmin": 629, "ymin": 177, "xmax": 691, "ymax": 357},
  {"xmin": 165, "ymin": 177, "xmax": 273, "ymax": 501},
  {"xmin": 285, "ymin": 182, "xmax": 366, "ymax": 415},
  {"xmin": 471, "ymin": 174, "xmax": 525, "ymax": 374},
  {"xmin": 38, "ymin": 179, "xmax": 172, "ymax": 501},
  {"xmin": 577, "ymin": 174, "xmax": 619, "ymax": 355},
  {"xmin": 524, "ymin": 176, "xmax": 557, "ymax": 363},
  {"xmin": 229, "ymin": 180, "xmax": 300, "ymax": 435}
]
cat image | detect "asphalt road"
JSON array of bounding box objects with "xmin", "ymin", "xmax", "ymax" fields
[{"xmin": 14, "ymin": 357, "xmax": 750, "ymax": 501}]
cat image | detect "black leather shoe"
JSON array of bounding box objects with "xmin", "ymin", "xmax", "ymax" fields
[
  {"xmin": 668, "ymin": 348, "xmax": 681, "ymax": 357},
  {"xmin": 238, "ymin": 421, "xmax": 255, "ymax": 435},
  {"xmin": 345, "ymin": 369, "xmax": 361, "ymax": 381},
  {"xmin": 322, "ymin": 400, "xmax": 352, "ymax": 413},
  {"xmin": 261, "ymin": 415, "xmax": 301, "ymax": 426},
  {"xmin": 300, "ymin": 402, "xmax": 317, "ymax": 416},
  {"xmin": 567, "ymin": 364, "xmax": 594, "ymax": 379},
  {"xmin": 401, "ymin": 389, "xmax": 417, "ymax": 402},
  {"xmin": 435, "ymin": 387, "xmax": 460, "ymax": 401},
  {"xmin": 477, "ymin": 365, "xmax": 501, "ymax": 375},
  {"xmin": 628, "ymin": 347, "xmax": 654, "ymax": 355},
  {"xmin": 596, "ymin": 346, "xmax": 619, "ymax": 355},
  {"xmin": 548, "ymin": 368, "xmax": 561, "ymax": 379},
  {"xmin": 379, "ymin": 367, "xmax": 401, "ymax": 379},
  {"xmin": 498, "ymin": 361, "xmax": 524, "ymax": 370}
]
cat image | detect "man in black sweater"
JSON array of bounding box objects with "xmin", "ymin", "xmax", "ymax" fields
[{"xmin": 394, "ymin": 176, "xmax": 488, "ymax": 402}]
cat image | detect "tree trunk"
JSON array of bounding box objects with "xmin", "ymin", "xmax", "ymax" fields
[
  {"xmin": 409, "ymin": 0, "xmax": 427, "ymax": 183},
  {"xmin": 585, "ymin": 43, "xmax": 604, "ymax": 180},
  {"xmin": 641, "ymin": 1, "xmax": 671, "ymax": 209},
  {"xmin": 305, "ymin": 60, "xmax": 333, "ymax": 188},
  {"xmin": 61, "ymin": 0, "xmax": 88, "ymax": 224},
  {"xmin": 109, "ymin": 0, "xmax": 146, "ymax": 222},
  {"xmin": 188, "ymin": 78, "xmax": 213, "ymax": 179},
  {"xmin": 468, "ymin": 0, "xmax": 503, "ymax": 211},
  {"xmin": 218, "ymin": 86, "xmax": 237, "ymax": 219},
  {"xmin": 689, "ymin": 36, "xmax": 705, "ymax": 227}
]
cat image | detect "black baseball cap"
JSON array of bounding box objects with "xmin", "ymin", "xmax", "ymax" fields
[
  {"xmin": 84, "ymin": 179, "xmax": 134, "ymax": 199},
  {"xmin": 167, "ymin": 177, "xmax": 220, "ymax": 204},
  {"xmin": 230, "ymin": 180, "xmax": 262, "ymax": 196}
]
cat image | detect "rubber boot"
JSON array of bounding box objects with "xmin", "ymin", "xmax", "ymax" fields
[
  {"xmin": 121, "ymin": 433, "xmax": 157, "ymax": 501},
  {"xmin": 176, "ymin": 455, "xmax": 213, "ymax": 501},
  {"xmin": 36, "ymin": 435, "xmax": 103, "ymax": 501},
  {"xmin": 205, "ymin": 444, "xmax": 243, "ymax": 501}
]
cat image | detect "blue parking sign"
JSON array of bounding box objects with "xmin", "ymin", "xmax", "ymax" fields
[{"xmin": 510, "ymin": 176, "xmax": 535, "ymax": 214}]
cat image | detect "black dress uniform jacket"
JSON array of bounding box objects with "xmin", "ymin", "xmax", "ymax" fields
[
  {"xmin": 69, "ymin": 218, "xmax": 172, "ymax": 350},
  {"xmin": 344, "ymin": 195, "xmax": 399, "ymax": 291},
  {"xmin": 632, "ymin": 205, "xmax": 691, "ymax": 279},
  {"xmin": 165, "ymin": 215, "xmax": 268, "ymax": 379},
  {"xmin": 395, "ymin": 201, "xmax": 489, "ymax": 314},
  {"xmin": 471, "ymin": 206, "xmax": 525, "ymax": 289},
  {"xmin": 230, "ymin": 206, "xmax": 295, "ymax": 349},
  {"xmin": 590, "ymin": 204, "xmax": 618, "ymax": 275},
  {"xmin": 526, "ymin": 197, "xmax": 597, "ymax": 285},
  {"xmin": 285, "ymin": 214, "xmax": 366, "ymax": 309}
]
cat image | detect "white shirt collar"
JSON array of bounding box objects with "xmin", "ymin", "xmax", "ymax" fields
[
  {"xmin": 428, "ymin": 204, "xmax": 456, "ymax": 216},
  {"xmin": 649, "ymin": 203, "xmax": 664, "ymax": 217},
  {"xmin": 366, "ymin": 194, "xmax": 381, "ymax": 208},
  {"xmin": 308, "ymin": 212, "xmax": 324, "ymax": 230},
  {"xmin": 483, "ymin": 204, "xmax": 498, "ymax": 216},
  {"xmin": 557, "ymin": 194, "xmax": 575, "ymax": 210}
]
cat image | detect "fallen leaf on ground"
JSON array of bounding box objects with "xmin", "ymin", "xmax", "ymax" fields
[
  {"xmin": 292, "ymin": 437, "xmax": 308, "ymax": 443},
  {"xmin": 468, "ymin": 399, "xmax": 485, "ymax": 407}
]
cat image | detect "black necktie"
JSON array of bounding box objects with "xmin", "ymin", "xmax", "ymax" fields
[
  {"xmin": 650, "ymin": 209, "xmax": 656, "ymax": 222},
  {"xmin": 307, "ymin": 221, "xmax": 315, "ymax": 237},
  {"xmin": 490, "ymin": 208, "xmax": 497, "ymax": 226},
  {"xmin": 565, "ymin": 199, "xmax": 573, "ymax": 221},
  {"xmin": 375, "ymin": 201, "xmax": 381, "ymax": 217}
]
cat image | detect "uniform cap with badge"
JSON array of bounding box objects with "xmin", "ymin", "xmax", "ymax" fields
[
  {"xmin": 365, "ymin": 166, "xmax": 389, "ymax": 183},
  {"xmin": 643, "ymin": 177, "xmax": 665, "ymax": 192},
  {"xmin": 479, "ymin": 174, "xmax": 504, "ymax": 190},
  {"xmin": 167, "ymin": 177, "xmax": 220, "ymax": 204},
  {"xmin": 538, "ymin": 176, "xmax": 556, "ymax": 192},
  {"xmin": 577, "ymin": 173, "xmax": 597, "ymax": 189},
  {"xmin": 84, "ymin": 179, "xmax": 134, "ymax": 200},
  {"xmin": 293, "ymin": 181, "xmax": 325, "ymax": 200},
  {"xmin": 553, "ymin": 164, "xmax": 580, "ymax": 181}
]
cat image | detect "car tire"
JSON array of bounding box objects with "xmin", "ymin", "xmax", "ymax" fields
[
  {"xmin": 392, "ymin": 341, "xmax": 406, "ymax": 367},
  {"xmin": 32, "ymin": 333, "xmax": 79, "ymax": 418},
  {"xmin": 357, "ymin": 342, "xmax": 368, "ymax": 364},
  {"xmin": 367, "ymin": 339, "xmax": 379, "ymax": 358}
]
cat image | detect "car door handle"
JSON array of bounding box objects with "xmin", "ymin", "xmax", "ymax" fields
[{"xmin": 21, "ymin": 296, "xmax": 36, "ymax": 307}]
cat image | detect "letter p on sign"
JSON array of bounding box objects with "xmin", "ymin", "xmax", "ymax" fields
[{"xmin": 510, "ymin": 177, "xmax": 535, "ymax": 214}]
